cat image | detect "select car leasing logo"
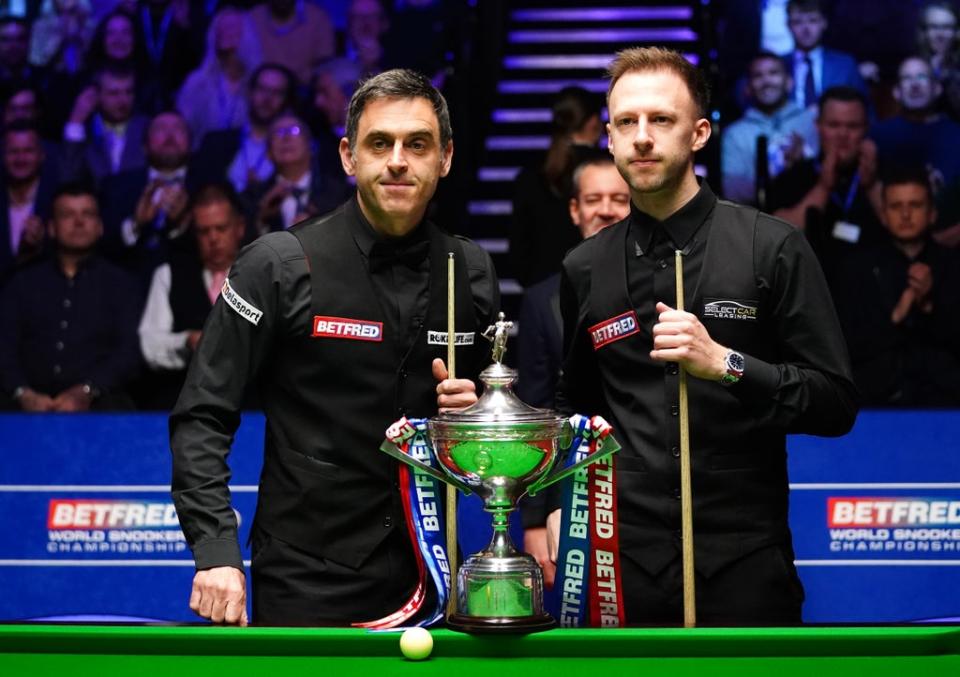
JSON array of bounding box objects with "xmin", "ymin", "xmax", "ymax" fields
[
  {"xmin": 703, "ymin": 299, "xmax": 758, "ymax": 321},
  {"xmin": 828, "ymin": 497, "xmax": 960, "ymax": 527}
]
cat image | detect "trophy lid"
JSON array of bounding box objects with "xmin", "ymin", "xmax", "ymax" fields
[
  {"xmin": 433, "ymin": 313, "xmax": 564, "ymax": 426},
  {"xmin": 434, "ymin": 361, "xmax": 563, "ymax": 424}
]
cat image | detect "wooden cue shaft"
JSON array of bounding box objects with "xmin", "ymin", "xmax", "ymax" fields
[
  {"xmin": 675, "ymin": 249, "xmax": 697, "ymax": 628},
  {"xmin": 446, "ymin": 253, "xmax": 458, "ymax": 616}
]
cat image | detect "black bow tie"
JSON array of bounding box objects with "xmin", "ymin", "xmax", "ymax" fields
[{"xmin": 368, "ymin": 240, "xmax": 430, "ymax": 273}]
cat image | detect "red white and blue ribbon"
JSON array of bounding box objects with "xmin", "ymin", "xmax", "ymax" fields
[
  {"xmin": 554, "ymin": 415, "xmax": 625, "ymax": 627},
  {"xmin": 353, "ymin": 418, "xmax": 450, "ymax": 629}
]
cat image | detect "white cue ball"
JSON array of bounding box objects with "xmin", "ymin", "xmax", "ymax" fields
[{"xmin": 399, "ymin": 627, "xmax": 434, "ymax": 661}]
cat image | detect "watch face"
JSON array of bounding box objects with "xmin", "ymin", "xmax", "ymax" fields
[{"xmin": 728, "ymin": 352, "xmax": 745, "ymax": 372}]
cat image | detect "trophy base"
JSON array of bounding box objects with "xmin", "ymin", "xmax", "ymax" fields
[{"xmin": 446, "ymin": 612, "xmax": 555, "ymax": 635}]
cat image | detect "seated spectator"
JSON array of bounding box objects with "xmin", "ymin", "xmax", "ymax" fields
[
  {"xmin": 28, "ymin": 0, "xmax": 95, "ymax": 75},
  {"xmin": 99, "ymin": 110, "xmax": 196, "ymax": 276},
  {"xmin": 136, "ymin": 183, "xmax": 246, "ymax": 410},
  {"xmin": 343, "ymin": 0, "xmax": 390, "ymax": 76},
  {"xmin": 516, "ymin": 151, "xmax": 630, "ymax": 590},
  {"xmin": 191, "ymin": 62, "xmax": 296, "ymax": 193},
  {"xmin": 61, "ymin": 64, "xmax": 149, "ymax": 186},
  {"xmin": 248, "ymin": 0, "xmax": 335, "ymax": 85},
  {"xmin": 307, "ymin": 56, "xmax": 361, "ymax": 140},
  {"xmin": 834, "ymin": 169, "xmax": 960, "ymax": 406},
  {"xmin": 245, "ymin": 113, "xmax": 349, "ymax": 235},
  {"xmin": 769, "ymin": 86, "xmax": 883, "ymax": 286},
  {"xmin": 84, "ymin": 6, "xmax": 146, "ymax": 75},
  {"xmin": 0, "ymin": 16, "xmax": 47, "ymax": 92},
  {"xmin": 722, "ymin": 51, "xmax": 818, "ymax": 206},
  {"xmin": 785, "ymin": 0, "xmax": 867, "ymax": 111},
  {"xmin": 176, "ymin": 6, "xmax": 262, "ymax": 148},
  {"xmin": 872, "ymin": 56, "xmax": 960, "ymax": 195},
  {"xmin": 917, "ymin": 0, "xmax": 960, "ymax": 120},
  {"xmin": 1, "ymin": 121, "xmax": 59, "ymax": 285},
  {"xmin": 137, "ymin": 0, "xmax": 202, "ymax": 113},
  {"xmin": 510, "ymin": 86, "xmax": 603, "ymax": 288},
  {"xmin": 0, "ymin": 183, "xmax": 141, "ymax": 411}
]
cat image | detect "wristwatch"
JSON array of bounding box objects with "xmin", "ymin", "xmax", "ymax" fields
[{"xmin": 719, "ymin": 350, "xmax": 745, "ymax": 386}]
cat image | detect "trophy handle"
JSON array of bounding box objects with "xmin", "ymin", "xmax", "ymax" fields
[
  {"xmin": 379, "ymin": 440, "xmax": 474, "ymax": 496},
  {"xmin": 526, "ymin": 432, "xmax": 621, "ymax": 495}
]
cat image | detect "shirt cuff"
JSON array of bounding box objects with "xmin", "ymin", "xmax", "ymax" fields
[
  {"xmin": 727, "ymin": 353, "xmax": 780, "ymax": 404},
  {"xmin": 192, "ymin": 537, "xmax": 244, "ymax": 572},
  {"xmin": 121, "ymin": 217, "xmax": 139, "ymax": 247},
  {"xmin": 64, "ymin": 122, "xmax": 86, "ymax": 142}
]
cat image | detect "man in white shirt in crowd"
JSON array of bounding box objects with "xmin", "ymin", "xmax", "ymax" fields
[{"xmin": 137, "ymin": 182, "xmax": 246, "ymax": 409}]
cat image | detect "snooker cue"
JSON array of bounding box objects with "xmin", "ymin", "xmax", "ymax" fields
[
  {"xmin": 446, "ymin": 252, "xmax": 458, "ymax": 616},
  {"xmin": 675, "ymin": 249, "xmax": 697, "ymax": 628}
]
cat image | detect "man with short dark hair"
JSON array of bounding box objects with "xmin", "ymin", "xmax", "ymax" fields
[
  {"xmin": 547, "ymin": 46, "xmax": 857, "ymax": 625},
  {"xmin": 835, "ymin": 169, "xmax": 960, "ymax": 406},
  {"xmin": 0, "ymin": 121, "xmax": 57, "ymax": 284},
  {"xmin": 61, "ymin": 65, "xmax": 149, "ymax": 185},
  {"xmin": 98, "ymin": 110, "xmax": 196, "ymax": 274},
  {"xmin": 722, "ymin": 51, "xmax": 817, "ymax": 205},
  {"xmin": 171, "ymin": 68, "xmax": 499, "ymax": 626},
  {"xmin": 769, "ymin": 86, "xmax": 883, "ymax": 284},
  {"xmin": 0, "ymin": 184, "xmax": 141, "ymax": 411},
  {"xmin": 785, "ymin": 0, "xmax": 867, "ymax": 110},
  {"xmin": 191, "ymin": 62, "xmax": 297, "ymax": 193}
]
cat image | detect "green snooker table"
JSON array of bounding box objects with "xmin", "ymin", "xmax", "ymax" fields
[{"xmin": 1, "ymin": 624, "xmax": 959, "ymax": 676}]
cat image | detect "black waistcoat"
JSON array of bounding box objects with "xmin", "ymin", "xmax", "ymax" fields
[
  {"xmin": 588, "ymin": 201, "xmax": 790, "ymax": 577},
  {"xmin": 169, "ymin": 255, "xmax": 212, "ymax": 332},
  {"xmin": 253, "ymin": 203, "xmax": 485, "ymax": 568}
]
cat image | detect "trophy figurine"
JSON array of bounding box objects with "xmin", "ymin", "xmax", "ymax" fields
[{"xmin": 380, "ymin": 313, "xmax": 620, "ymax": 633}]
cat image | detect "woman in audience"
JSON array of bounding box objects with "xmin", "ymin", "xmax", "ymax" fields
[
  {"xmin": 176, "ymin": 7, "xmax": 262, "ymax": 149},
  {"xmin": 29, "ymin": 0, "xmax": 95, "ymax": 75}
]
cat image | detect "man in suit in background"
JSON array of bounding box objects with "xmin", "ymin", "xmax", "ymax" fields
[
  {"xmin": 785, "ymin": 0, "xmax": 867, "ymax": 111},
  {"xmin": 61, "ymin": 65, "xmax": 149, "ymax": 187},
  {"xmin": 0, "ymin": 121, "xmax": 57, "ymax": 285}
]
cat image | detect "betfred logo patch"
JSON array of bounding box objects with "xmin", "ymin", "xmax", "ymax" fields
[
  {"xmin": 312, "ymin": 315, "xmax": 383, "ymax": 341},
  {"xmin": 48, "ymin": 499, "xmax": 180, "ymax": 529},
  {"xmin": 589, "ymin": 311, "xmax": 640, "ymax": 350}
]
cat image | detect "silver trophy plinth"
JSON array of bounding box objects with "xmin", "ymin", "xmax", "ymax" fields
[{"xmin": 380, "ymin": 314, "xmax": 619, "ymax": 633}]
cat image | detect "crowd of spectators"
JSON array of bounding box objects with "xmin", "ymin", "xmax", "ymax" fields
[
  {"xmin": 2, "ymin": 0, "xmax": 958, "ymax": 412},
  {"xmin": 719, "ymin": 0, "xmax": 960, "ymax": 406},
  {"xmin": 0, "ymin": 0, "xmax": 450, "ymax": 412}
]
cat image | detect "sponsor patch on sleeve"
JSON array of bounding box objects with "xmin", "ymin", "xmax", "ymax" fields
[
  {"xmin": 312, "ymin": 315, "xmax": 383, "ymax": 341},
  {"xmin": 221, "ymin": 278, "xmax": 263, "ymax": 326},
  {"xmin": 589, "ymin": 310, "xmax": 640, "ymax": 350},
  {"xmin": 427, "ymin": 331, "xmax": 475, "ymax": 346},
  {"xmin": 702, "ymin": 299, "xmax": 758, "ymax": 321}
]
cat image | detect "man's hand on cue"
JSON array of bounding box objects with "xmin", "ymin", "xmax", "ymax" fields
[
  {"xmin": 432, "ymin": 358, "xmax": 477, "ymax": 412},
  {"xmin": 650, "ymin": 302, "xmax": 728, "ymax": 381},
  {"xmin": 190, "ymin": 566, "xmax": 248, "ymax": 626}
]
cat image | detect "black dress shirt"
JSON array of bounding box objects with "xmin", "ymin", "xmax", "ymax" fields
[{"xmin": 0, "ymin": 254, "xmax": 141, "ymax": 398}]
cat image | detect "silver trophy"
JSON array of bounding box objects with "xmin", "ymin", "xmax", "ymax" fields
[{"xmin": 380, "ymin": 314, "xmax": 619, "ymax": 633}]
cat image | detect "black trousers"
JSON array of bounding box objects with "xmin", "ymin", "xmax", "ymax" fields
[
  {"xmin": 619, "ymin": 543, "xmax": 805, "ymax": 626},
  {"xmin": 251, "ymin": 525, "xmax": 422, "ymax": 626}
]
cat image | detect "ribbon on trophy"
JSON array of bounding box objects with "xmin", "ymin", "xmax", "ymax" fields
[
  {"xmin": 353, "ymin": 417, "xmax": 450, "ymax": 629},
  {"xmin": 553, "ymin": 415, "xmax": 626, "ymax": 627}
]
